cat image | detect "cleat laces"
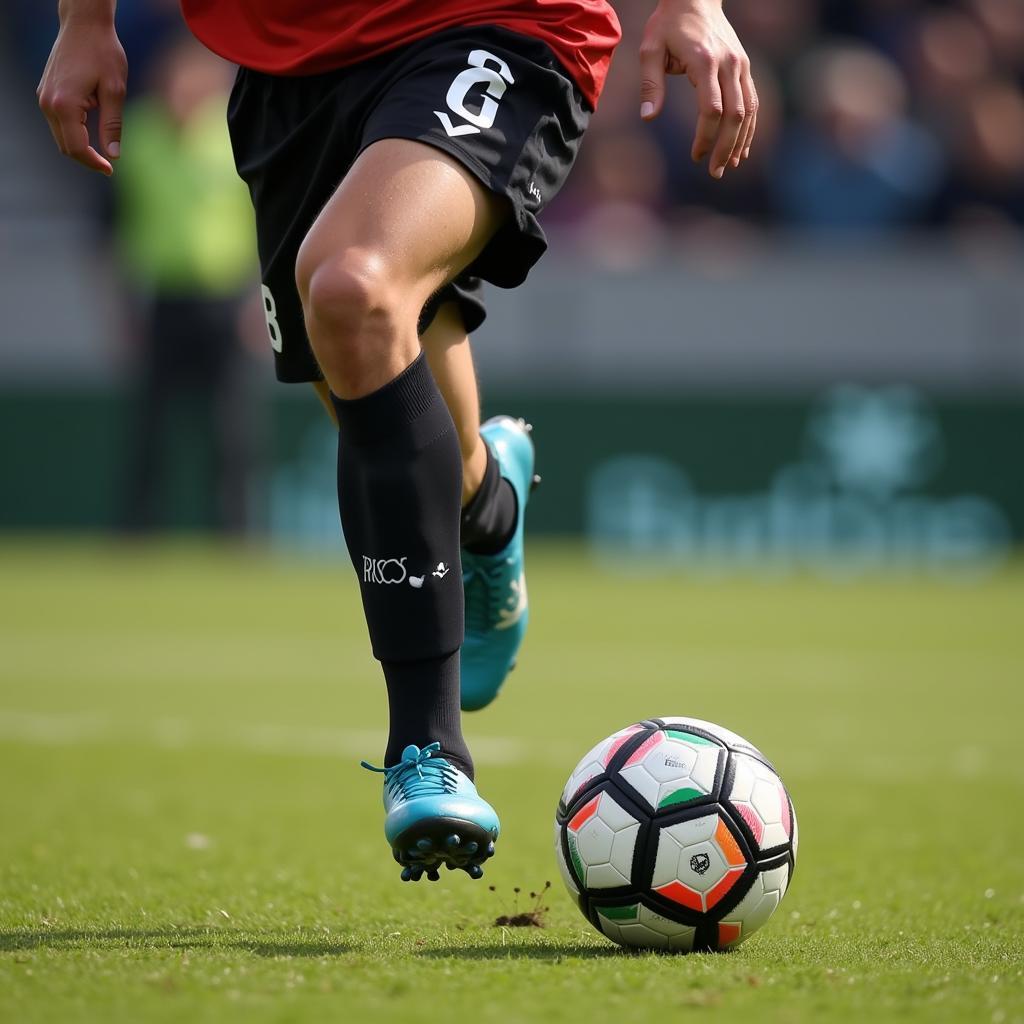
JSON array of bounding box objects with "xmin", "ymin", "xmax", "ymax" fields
[
  {"xmin": 361, "ymin": 742, "xmax": 458, "ymax": 801},
  {"xmin": 464, "ymin": 558, "xmax": 518, "ymax": 634}
]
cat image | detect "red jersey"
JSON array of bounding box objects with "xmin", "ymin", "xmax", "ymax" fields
[{"xmin": 180, "ymin": 0, "xmax": 621, "ymax": 109}]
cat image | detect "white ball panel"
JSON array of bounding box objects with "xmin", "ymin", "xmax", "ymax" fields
[
  {"xmin": 751, "ymin": 778, "xmax": 783, "ymax": 825},
  {"xmin": 600, "ymin": 794, "xmax": 640, "ymax": 832},
  {"xmin": 618, "ymin": 761, "xmax": 661, "ymax": 809},
  {"xmin": 637, "ymin": 905, "xmax": 694, "ymax": 941},
  {"xmin": 678, "ymin": 840, "xmax": 728, "ymax": 895},
  {"xmin": 645, "ymin": 739, "xmax": 698, "ymax": 783},
  {"xmin": 587, "ymin": 862, "xmax": 631, "ymax": 889},
  {"xmin": 609, "ymin": 824, "xmax": 640, "ymax": 878},
  {"xmin": 619, "ymin": 922, "xmax": 670, "ymax": 949},
  {"xmin": 569, "ymin": 792, "xmax": 641, "ymax": 891},
  {"xmin": 719, "ymin": 864, "xmax": 790, "ymax": 945},
  {"xmin": 650, "ymin": 813, "xmax": 717, "ymax": 889}
]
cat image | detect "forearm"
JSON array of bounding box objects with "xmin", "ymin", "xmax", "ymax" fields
[{"xmin": 58, "ymin": 0, "xmax": 116, "ymax": 26}]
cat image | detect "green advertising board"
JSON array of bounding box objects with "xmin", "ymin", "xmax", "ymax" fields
[{"xmin": 1, "ymin": 385, "xmax": 1021, "ymax": 576}]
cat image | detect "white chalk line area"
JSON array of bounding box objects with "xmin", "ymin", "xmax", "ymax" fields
[{"xmin": 0, "ymin": 709, "xmax": 533, "ymax": 766}]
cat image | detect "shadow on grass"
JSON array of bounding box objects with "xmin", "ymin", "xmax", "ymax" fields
[
  {"xmin": 0, "ymin": 927, "xmax": 348, "ymax": 958},
  {"xmin": 419, "ymin": 942, "xmax": 621, "ymax": 961}
]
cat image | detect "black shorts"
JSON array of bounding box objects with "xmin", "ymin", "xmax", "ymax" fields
[{"xmin": 227, "ymin": 24, "xmax": 591, "ymax": 384}]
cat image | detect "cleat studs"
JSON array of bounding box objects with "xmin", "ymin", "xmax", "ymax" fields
[
  {"xmin": 464, "ymin": 841, "xmax": 479, "ymax": 855},
  {"xmin": 416, "ymin": 838, "xmax": 433, "ymax": 852},
  {"xmin": 409, "ymin": 865, "xmax": 424, "ymax": 882},
  {"xmin": 401, "ymin": 867, "xmax": 413, "ymax": 882},
  {"xmin": 393, "ymin": 849, "xmax": 403, "ymax": 863},
  {"xmin": 467, "ymin": 865, "xmax": 484, "ymax": 880},
  {"xmin": 489, "ymin": 827, "xmax": 498, "ymax": 839},
  {"xmin": 486, "ymin": 841, "xmax": 495, "ymax": 858},
  {"xmin": 531, "ymin": 473, "xmax": 542, "ymax": 491},
  {"xmin": 445, "ymin": 834, "xmax": 461, "ymax": 849},
  {"xmin": 427, "ymin": 869, "xmax": 440, "ymax": 882},
  {"xmin": 523, "ymin": 422, "xmax": 533, "ymax": 434}
]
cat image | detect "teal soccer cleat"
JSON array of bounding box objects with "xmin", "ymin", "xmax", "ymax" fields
[
  {"xmin": 361, "ymin": 743, "xmax": 499, "ymax": 881},
  {"xmin": 461, "ymin": 416, "xmax": 539, "ymax": 712}
]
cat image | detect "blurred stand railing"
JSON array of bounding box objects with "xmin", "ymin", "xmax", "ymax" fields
[
  {"xmin": 1, "ymin": 229, "xmax": 1021, "ymax": 395},
  {"xmin": 470, "ymin": 234, "xmax": 1024, "ymax": 397}
]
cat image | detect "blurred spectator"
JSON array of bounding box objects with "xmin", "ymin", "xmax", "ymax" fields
[
  {"xmin": 909, "ymin": 9, "xmax": 994, "ymax": 117},
  {"xmin": 6, "ymin": 0, "xmax": 1024, "ymax": 251},
  {"xmin": 773, "ymin": 43, "xmax": 943, "ymax": 231},
  {"xmin": 934, "ymin": 79, "xmax": 1024, "ymax": 232},
  {"xmin": 116, "ymin": 36, "xmax": 258, "ymax": 534},
  {"xmin": 729, "ymin": 0, "xmax": 820, "ymax": 69},
  {"xmin": 965, "ymin": 0, "xmax": 1024, "ymax": 73}
]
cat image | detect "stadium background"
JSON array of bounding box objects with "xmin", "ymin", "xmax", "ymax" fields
[{"xmin": 1, "ymin": 0, "xmax": 1022, "ymax": 572}]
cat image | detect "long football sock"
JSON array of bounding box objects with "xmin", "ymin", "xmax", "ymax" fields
[
  {"xmin": 331, "ymin": 353, "xmax": 472, "ymax": 779},
  {"xmin": 382, "ymin": 651, "xmax": 471, "ymax": 777},
  {"xmin": 461, "ymin": 443, "xmax": 517, "ymax": 555}
]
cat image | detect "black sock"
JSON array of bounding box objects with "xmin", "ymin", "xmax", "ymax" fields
[
  {"xmin": 382, "ymin": 651, "xmax": 472, "ymax": 778},
  {"xmin": 461, "ymin": 444, "xmax": 518, "ymax": 555},
  {"xmin": 330, "ymin": 354, "xmax": 471, "ymax": 776}
]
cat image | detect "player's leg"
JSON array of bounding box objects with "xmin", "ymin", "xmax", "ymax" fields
[
  {"xmin": 309, "ymin": 295, "xmax": 531, "ymax": 714},
  {"xmin": 294, "ymin": 138, "xmax": 504, "ymax": 878},
  {"xmin": 309, "ymin": 302, "xmax": 487, "ymax": 506},
  {"xmin": 420, "ymin": 303, "xmax": 488, "ymax": 505}
]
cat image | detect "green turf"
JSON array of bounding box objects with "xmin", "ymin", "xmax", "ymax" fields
[{"xmin": 1, "ymin": 540, "xmax": 1022, "ymax": 1023}]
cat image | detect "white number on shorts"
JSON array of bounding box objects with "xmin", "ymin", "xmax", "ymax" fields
[
  {"xmin": 434, "ymin": 50, "xmax": 515, "ymax": 138},
  {"xmin": 261, "ymin": 284, "xmax": 283, "ymax": 353}
]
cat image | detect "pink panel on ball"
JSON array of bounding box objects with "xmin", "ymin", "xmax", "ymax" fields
[
  {"xmin": 602, "ymin": 725, "xmax": 644, "ymax": 766},
  {"xmin": 623, "ymin": 731, "xmax": 663, "ymax": 767},
  {"xmin": 736, "ymin": 802, "xmax": 764, "ymax": 844},
  {"xmin": 779, "ymin": 783, "xmax": 792, "ymax": 838}
]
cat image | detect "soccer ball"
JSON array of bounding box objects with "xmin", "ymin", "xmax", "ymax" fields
[{"xmin": 554, "ymin": 717, "xmax": 797, "ymax": 952}]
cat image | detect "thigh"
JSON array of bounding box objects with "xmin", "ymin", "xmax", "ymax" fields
[{"xmin": 296, "ymin": 137, "xmax": 507, "ymax": 321}]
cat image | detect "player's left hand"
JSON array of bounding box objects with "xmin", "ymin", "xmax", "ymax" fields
[{"xmin": 639, "ymin": 0, "xmax": 757, "ymax": 179}]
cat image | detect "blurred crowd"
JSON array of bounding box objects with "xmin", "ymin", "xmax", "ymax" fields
[
  {"xmin": 555, "ymin": 0, "xmax": 1024, "ymax": 259},
  {"xmin": 2, "ymin": 0, "xmax": 1021, "ymax": 533},
  {"xmin": 6, "ymin": 0, "xmax": 1024, "ymax": 243}
]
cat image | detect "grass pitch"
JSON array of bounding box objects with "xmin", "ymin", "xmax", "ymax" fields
[{"xmin": 1, "ymin": 540, "xmax": 1022, "ymax": 1023}]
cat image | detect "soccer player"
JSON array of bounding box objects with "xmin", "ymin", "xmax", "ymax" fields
[{"xmin": 38, "ymin": 0, "xmax": 756, "ymax": 882}]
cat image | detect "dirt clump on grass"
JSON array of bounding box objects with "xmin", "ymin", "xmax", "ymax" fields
[{"xmin": 491, "ymin": 882, "xmax": 551, "ymax": 928}]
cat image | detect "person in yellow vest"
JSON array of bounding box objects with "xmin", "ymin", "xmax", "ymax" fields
[{"xmin": 117, "ymin": 35, "xmax": 258, "ymax": 533}]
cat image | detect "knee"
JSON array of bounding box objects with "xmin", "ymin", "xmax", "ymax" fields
[{"xmin": 296, "ymin": 246, "xmax": 406, "ymax": 393}]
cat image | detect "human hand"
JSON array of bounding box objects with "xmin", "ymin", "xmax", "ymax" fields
[
  {"xmin": 639, "ymin": 0, "xmax": 757, "ymax": 178},
  {"xmin": 37, "ymin": 12, "xmax": 127, "ymax": 176}
]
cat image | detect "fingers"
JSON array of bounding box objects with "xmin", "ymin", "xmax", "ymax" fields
[
  {"xmin": 707, "ymin": 54, "xmax": 745, "ymax": 179},
  {"xmin": 98, "ymin": 76, "xmax": 125, "ymax": 160},
  {"xmin": 688, "ymin": 51, "xmax": 723, "ymax": 167},
  {"xmin": 638, "ymin": 40, "xmax": 666, "ymax": 120},
  {"xmin": 39, "ymin": 91, "xmax": 112, "ymax": 175},
  {"xmin": 60, "ymin": 105, "xmax": 112, "ymax": 175},
  {"xmin": 730, "ymin": 66, "xmax": 758, "ymax": 168},
  {"xmin": 741, "ymin": 109, "xmax": 757, "ymax": 162}
]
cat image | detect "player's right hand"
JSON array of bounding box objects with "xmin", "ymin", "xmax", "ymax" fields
[{"xmin": 37, "ymin": 17, "xmax": 127, "ymax": 176}]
